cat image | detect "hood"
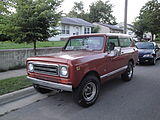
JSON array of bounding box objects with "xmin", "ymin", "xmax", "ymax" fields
[
  {"xmin": 138, "ymin": 49, "xmax": 154, "ymax": 57},
  {"xmin": 27, "ymin": 51, "xmax": 100, "ymax": 64}
]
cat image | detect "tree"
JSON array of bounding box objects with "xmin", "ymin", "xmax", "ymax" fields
[
  {"xmin": 0, "ymin": 0, "xmax": 13, "ymax": 15},
  {"xmin": 67, "ymin": 1, "xmax": 90, "ymax": 21},
  {"xmin": 11, "ymin": 0, "xmax": 62, "ymax": 55},
  {"xmin": 0, "ymin": 0, "xmax": 14, "ymax": 41},
  {"xmin": 92, "ymin": 25, "xmax": 100, "ymax": 33},
  {"xmin": 134, "ymin": 0, "xmax": 160, "ymax": 40},
  {"xmin": 133, "ymin": 18, "xmax": 148, "ymax": 39},
  {"xmin": 89, "ymin": 0, "xmax": 117, "ymax": 25}
]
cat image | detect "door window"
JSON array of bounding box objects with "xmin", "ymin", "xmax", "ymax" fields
[
  {"xmin": 119, "ymin": 38, "xmax": 131, "ymax": 47},
  {"xmin": 107, "ymin": 37, "xmax": 119, "ymax": 51}
]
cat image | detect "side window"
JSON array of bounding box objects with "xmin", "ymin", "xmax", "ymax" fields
[
  {"xmin": 107, "ymin": 37, "xmax": 119, "ymax": 51},
  {"xmin": 119, "ymin": 38, "xmax": 131, "ymax": 47}
]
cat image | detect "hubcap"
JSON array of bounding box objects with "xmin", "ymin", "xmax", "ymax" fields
[{"xmin": 83, "ymin": 82, "xmax": 97, "ymax": 101}]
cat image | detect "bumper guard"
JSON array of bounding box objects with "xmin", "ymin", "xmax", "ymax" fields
[{"xmin": 27, "ymin": 76, "xmax": 72, "ymax": 92}]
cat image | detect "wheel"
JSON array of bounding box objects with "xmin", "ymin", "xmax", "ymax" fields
[
  {"xmin": 138, "ymin": 61, "xmax": 142, "ymax": 65},
  {"xmin": 33, "ymin": 84, "xmax": 52, "ymax": 94},
  {"xmin": 121, "ymin": 61, "xmax": 134, "ymax": 81},
  {"xmin": 73, "ymin": 75, "xmax": 100, "ymax": 107},
  {"xmin": 151, "ymin": 57, "xmax": 156, "ymax": 65}
]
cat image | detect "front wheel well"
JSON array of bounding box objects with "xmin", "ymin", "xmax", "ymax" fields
[{"xmin": 82, "ymin": 71, "xmax": 101, "ymax": 83}]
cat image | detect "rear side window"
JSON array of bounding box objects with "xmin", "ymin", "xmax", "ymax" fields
[
  {"xmin": 119, "ymin": 38, "xmax": 131, "ymax": 47},
  {"xmin": 107, "ymin": 37, "xmax": 119, "ymax": 51}
]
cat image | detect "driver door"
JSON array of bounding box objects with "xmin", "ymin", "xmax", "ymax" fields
[{"xmin": 105, "ymin": 36, "xmax": 123, "ymax": 74}]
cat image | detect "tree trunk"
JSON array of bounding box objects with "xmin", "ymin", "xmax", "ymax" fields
[{"xmin": 33, "ymin": 40, "xmax": 36, "ymax": 56}]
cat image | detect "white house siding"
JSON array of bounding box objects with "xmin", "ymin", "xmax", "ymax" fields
[
  {"xmin": 81, "ymin": 26, "xmax": 85, "ymax": 34},
  {"xmin": 93, "ymin": 23, "xmax": 110, "ymax": 33},
  {"xmin": 48, "ymin": 24, "xmax": 92, "ymax": 41},
  {"xmin": 93, "ymin": 23, "xmax": 123, "ymax": 34}
]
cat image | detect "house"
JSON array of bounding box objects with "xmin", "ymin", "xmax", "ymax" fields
[
  {"xmin": 48, "ymin": 17, "xmax": 95, "ymax": 41},
  {"xmin": 93, "ymin": 23, "xmax": 123, "ymax": 34},
  {"xmin": 117, "ymin": 22, "xmax": 136, "ymax": 37}
]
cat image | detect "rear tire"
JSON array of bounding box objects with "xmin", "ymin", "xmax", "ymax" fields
[
  {"xmin": 121, "ymin": 61, "xmax": 134, "ymax": 81},
  {"xmin": 33, "ymin": 84, "xmax": 52, "ymax": 94},
  {"xmin": 73, "ymin": 75, "xmax": 100, "ymax": 107}
]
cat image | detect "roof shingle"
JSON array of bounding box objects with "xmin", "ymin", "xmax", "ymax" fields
[{"xmin": 61, "ymin": 17, "xmax": 95, "ymax": 27}]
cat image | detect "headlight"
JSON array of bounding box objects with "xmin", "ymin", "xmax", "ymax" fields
[
  {"xmin": 28, "ymin": 63, "xmax": 34, "ymax": 72},
  {"xmin": 60, "ymin": 65, "xmax": 68, "ymax": 77},
  {"xmin": 143, "ymin": 54, "xmax": 153, "ymax": 58}
]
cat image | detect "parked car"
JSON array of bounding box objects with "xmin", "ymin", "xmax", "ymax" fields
[
  {"xmin": 135, "ymin": 42, "xmax": 160, "ymax": 65},
  {"xmin": 26, "ymin": 33, "xmax": 138, "ymax": 107}
]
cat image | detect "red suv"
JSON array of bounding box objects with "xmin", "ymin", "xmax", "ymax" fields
[{"xmin": 26, "ymin": 33, "xmax": 138, "ymax": 107}]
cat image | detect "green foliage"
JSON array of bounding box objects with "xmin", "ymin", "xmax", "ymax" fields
[
  {"xmin": 155, "ymin": 37, "xmax": 160, "ymax": 42},
  {"xmin": 92, "ymin": 25, "xmax": 100, "ymax": 33},
  {"xmin": 6, "ymin": 0, "xmax": 63, "ymax": 55},
  {"xmin": 67, "ymin": 1, "xmax": 90, "ymax": 21},
  {"xmin": 89, "ymin": 0, "xmax": 117, "ymax": 24},
  {"xmin": 134, "ymin": 0, "xmax": 160, "ymax": 39},
  {"xmin": 12, "ymin": 0, "xmax": 62, "ymax": 43},
  {"xmin": 0, "ymin": 0, "xmax": 15, "ymax": 40},
  {"xmin": 67, "ymin": 0, "xmax": 117, "ymax": 24},
  {"xmin": 0, "ymin": 0, "xmax": 11, "ymax": 15},
  {"xmin": 133, "ymin": 20, "xmax": 146, "ymax": 39},
  {"xmin": 0, "ymin": 0, "xmax": 63, "ymax": 55},
  {"xmin": 0, "ymin": 34, "xmax": 11, "ymax": 41},
  {"xmin": 0, "ymin": 76, "xmax": 32, "ymax": 95},
  {"xmin": 0, "ymin": 41, "xmax": 66, "ymax": 49}
]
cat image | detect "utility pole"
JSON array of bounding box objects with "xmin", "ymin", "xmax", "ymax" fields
[{"xmin": 124, "ymin": 0, "xmax": 128, "ymax": 34}]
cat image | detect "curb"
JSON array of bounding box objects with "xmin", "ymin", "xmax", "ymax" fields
[{"xmin": 0, "ymin": 87, "xmax": 36, "ymax": 105}]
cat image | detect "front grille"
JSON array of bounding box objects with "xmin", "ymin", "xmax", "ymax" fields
[{"xmin": 33, "ymin": 63, "xmax": 59, "ymax": 76}]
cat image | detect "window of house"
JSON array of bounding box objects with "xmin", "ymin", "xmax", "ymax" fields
[
  {"xmin": 119, "ymin": 38, "xmax": 131, "ymax": 47},
  {"xmin": 62, "ymin": 25, "xmax": 70, "ymax": 34},
  {"xmin": 107, "ymin": 37, "xmax": 119, "ymax": 51},
  {"xmin": 84, "ymin": 27, "xmax": 90, "ymax": 34}
]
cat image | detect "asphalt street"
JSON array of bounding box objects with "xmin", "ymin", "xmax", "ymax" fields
[{"xmin": 1, "ymin": 60, "xmax": 160, "ymax": 120}]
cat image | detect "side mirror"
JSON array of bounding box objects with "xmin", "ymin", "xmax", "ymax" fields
[
  {"xmin": 114, "ymin": 47, "xmax": 121, "ymax": 56},
  {"xmin": 155, "ymin": 47, "xmax": 160, "ymax": 51}
]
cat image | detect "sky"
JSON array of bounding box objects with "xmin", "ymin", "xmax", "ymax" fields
[{"xmin": 60, "ymin": 0, "xmax": 150, "ymax": 24}]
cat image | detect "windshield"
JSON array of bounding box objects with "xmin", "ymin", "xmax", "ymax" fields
[
  {"xmin": 136, "ymin": 42, "xmax": 154, "ymax": 49},
  {"xmin": 65, "ymin": 36, "xmax": 104, "ymax": 51}
]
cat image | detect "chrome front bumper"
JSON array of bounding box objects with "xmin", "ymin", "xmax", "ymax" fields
[{"xmin": 27, "ymin": 76, "xmax": 72, "ymax": 92}]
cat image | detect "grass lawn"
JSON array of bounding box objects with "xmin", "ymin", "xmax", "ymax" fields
[
  {"xmin": 0, "ymin": 76, "xmax": 32, "ymax": 95},
  {"xmin": 0, "ymin": 41, "xmax": 66, "ymax": 50}
]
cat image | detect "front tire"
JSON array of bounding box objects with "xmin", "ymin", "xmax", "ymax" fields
[
  {"xmin": 151, "ymin": 57, "xmax": 156, "ymax": 65},
  {"xmin": 121, "ymin": 61, "xmax": 134, "ymax": 81},
  {"xmin": 33, "ymin": 84, "xmax": 52, "ymax": 94},
  {"xmin": 73, "ymin": 75, "xmax": 100, "ymax": 107}
]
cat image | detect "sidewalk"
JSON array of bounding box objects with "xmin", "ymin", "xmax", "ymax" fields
[{"xmin": 0, "ymin": 68, "xmax": 26, "ymax": 80}]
